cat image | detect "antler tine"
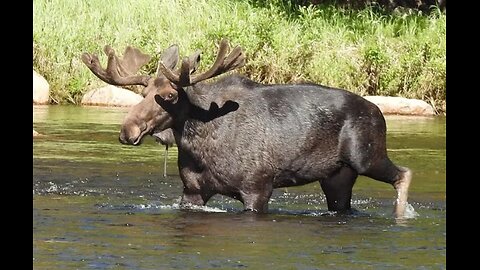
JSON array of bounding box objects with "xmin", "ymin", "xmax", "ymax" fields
[
  {"xmin": 157, "ymin": 61, "xmax": 180, "ymax": 83},
  {"xmin": 81, "ymin": 45, "xmax": 151, "ymax": 87},
  {"xmin": 158, "ymin": 56, "xmax": 193, "ymax": 86},
  {"xmin": 178, "ymin": 57, "xmax": 191, "ymax": 85},
  {"xmin": 189, "ymin": 39, "xmax": 230, "ymax": 84},
  {"xmin": 221, "ymin": 45, "xmax": 246, "ymax": 73},
  {"xmin": 156, "ymin": 39, "xmax": 245, "ymax": 87},
  {"xmin": 81, "ymin": 53, "xmax": 110, "ymax": 82},
  {"xmin": 120, "ymin": 46, "xmax": 151, "ymax": 75}
]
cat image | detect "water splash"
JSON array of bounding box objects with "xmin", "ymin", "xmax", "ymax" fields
[
  {"xmin": 352, "ymin": 198, "xmax": 373, "ymax": 205},
  {"xmin": 175, "ymin": 202, "xmax": 228, "ymax": 213},
  {"xmin": 45, "ymin": 182, "xmax": 58, "ymax": 193},
  {"xmin": 403, "ymin": 202, "xmax": 420, "ymax": 219},
  {"xmin": 394, "ymin": 202, "xmax": 419, "ymax": 225},
  {"xmin": 96, "ymin": 202, "xmax": 227, "ymax": 213}
]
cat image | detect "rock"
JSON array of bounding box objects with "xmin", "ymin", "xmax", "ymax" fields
[
  {"xmin": 33, "ymin": 129, "xmax": 40, "ymax": 137},
  {"xmin": 33, "ymin": 70, "xmax": 50, "ymax": 104},
  {"xmin": 363, "ymin": 96, "xmax": 435, "ymax": 116},
  {"xmin": 81, "ymin": 85, "xmax": 143, "ymax": 107}
]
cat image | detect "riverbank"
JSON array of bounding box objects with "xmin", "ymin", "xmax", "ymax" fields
[
  {"xmin": 33, "ymin": 0, "xmax": 445, "ymax": 113},
  {"xmin": 33, "ymin": 77, "xmax": 436, "ymax": 116}
]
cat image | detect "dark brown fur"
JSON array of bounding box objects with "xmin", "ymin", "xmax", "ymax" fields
[{"xmin": 82, "ymin": 41, "xmax": 412, "ymax": 218}]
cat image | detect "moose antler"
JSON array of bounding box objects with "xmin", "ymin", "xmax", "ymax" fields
[
  {"xmin": 158, "ymin": 39, "xmax": 245, "ymax": 87},
  {"xmin": 81, "ymin": 45, "xmax": 152, "ymax": 86}
]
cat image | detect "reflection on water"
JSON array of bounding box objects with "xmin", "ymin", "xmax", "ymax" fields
[{"xmin": 33, "ymin": 105, "xmax": 446, "ymax": 269}]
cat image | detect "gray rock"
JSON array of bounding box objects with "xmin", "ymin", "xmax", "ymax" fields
[
  {"xmin": 33, "ymin": 70, "xmax": 50, "ymax": 104},
  {"xmin": 363, "ymin": 96, "xmax": 435, "ymax": 116},
  {"xmin": 81, "ymin": 85, "xmax": 142, "ymax": 107}
]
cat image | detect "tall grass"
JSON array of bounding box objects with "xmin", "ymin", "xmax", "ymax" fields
[{"xmin": 33, "ymin": 0, "xmax": 446, "ymax": 113}]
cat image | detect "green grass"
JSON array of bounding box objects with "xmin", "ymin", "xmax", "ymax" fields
[{"xmin": 33, "ymin": 0, "xmax": 446, "ymax": 113}]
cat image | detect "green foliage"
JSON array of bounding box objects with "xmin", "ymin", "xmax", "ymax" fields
[
  {"xmin": 361, "ymin": 45, "xmax": 387, "ymax": 95},
  {"xmin": 33, "ymin": 0, "xmax": 446, "ymax": 113}
]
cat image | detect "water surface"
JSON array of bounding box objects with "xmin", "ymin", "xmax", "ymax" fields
[{"xmin": 33, "ymin": 105, "xmax": 446, "ymax": 269}]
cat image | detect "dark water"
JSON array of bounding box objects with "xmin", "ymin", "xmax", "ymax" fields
[{"xmin": 33, "ymin": 105, "xmax": 446, "ymax": 269}]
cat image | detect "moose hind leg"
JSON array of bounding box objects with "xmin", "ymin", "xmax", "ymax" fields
[
  {"xmin": 361, "ymin": 158, "xmax": 412, "ymax": 218},
  {"xmin": 320, "ymin": 166, "xmax": 358, "ymax": 213},
  {"xmin": 392, "ymin": 166, "xmax": 412, "ymax": 218}
]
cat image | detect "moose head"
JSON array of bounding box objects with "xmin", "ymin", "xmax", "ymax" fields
[{"xmin": 81, "ymin": 39, "xmax": 245, "ymax": 145}]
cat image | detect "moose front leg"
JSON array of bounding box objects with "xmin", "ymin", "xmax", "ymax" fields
[
  {"xmin": 181, "ymin": 189, "xmax": 211, "ymax": 206},
  {"xmin": 179, "ymin": 166, "xmax": 213, "ymax": 208},
  {"xmin": 179, "ymin": 182, "xmax": 214, "ymax": 208},
  {"xmin": 240, "ymin": 180, "xmax": 273, "ymax": 213}
]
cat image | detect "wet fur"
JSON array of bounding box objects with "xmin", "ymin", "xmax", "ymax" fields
[{"xmin": 155, "ymin": 74, "xmax": 410, "ymax": 215}]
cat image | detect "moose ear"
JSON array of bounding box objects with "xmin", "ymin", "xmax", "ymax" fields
[
  {"xmin": 157, "ymin": 45, "xmax": 179, "ymax": 77},
  {"xmin": 188, "ymin": 50, "xmax": 201, "ymax": 74}
]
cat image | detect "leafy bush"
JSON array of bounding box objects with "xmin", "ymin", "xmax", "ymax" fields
[{"xmin": 33, "ymin": 0, "xmax": 446, "ymax": 113}]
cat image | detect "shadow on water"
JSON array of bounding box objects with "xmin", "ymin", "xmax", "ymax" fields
[{"xmin": 33, "ymin": 105, "xmax": 445, "ymax": 269}]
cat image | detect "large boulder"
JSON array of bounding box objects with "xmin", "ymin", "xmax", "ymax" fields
[
  {"xmin": 81, "ymin": 85, "xmax": 142, "ymax": 107},
  {"xmin": 363, "ymin": 96, "xmax": 435, "ymax": 116},
  {"xmin": 33, "ymin": 70, "xmax": 50, "ymax": 104}
]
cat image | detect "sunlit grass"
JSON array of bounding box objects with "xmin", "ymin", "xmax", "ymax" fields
[{"xmin": 33, "ymin": 0, "xmax": 445, "ymax": 113}]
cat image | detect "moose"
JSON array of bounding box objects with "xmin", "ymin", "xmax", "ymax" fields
[{"xmin": 81, "ymin": 39, "xmax": 412, "ymax": 218}]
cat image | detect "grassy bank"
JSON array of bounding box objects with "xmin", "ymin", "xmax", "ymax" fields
[{"xmin": 33, "ymin": 0, "xmax": 446, "ymax": 113}]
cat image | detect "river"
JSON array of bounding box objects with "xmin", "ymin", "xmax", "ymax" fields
[{"xmin": 33, "ymin": 105, "xmax": 446, "ymax": 269}]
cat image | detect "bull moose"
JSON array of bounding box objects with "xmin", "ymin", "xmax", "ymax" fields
[{"xmin": 81, "ymin": 39, "xmax": 412, "ymax": 218}]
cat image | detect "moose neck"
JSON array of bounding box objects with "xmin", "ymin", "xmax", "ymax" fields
[
  {"xmin": 166, "ymin": 86, "xmax": 216, "ymax": 162},
  {"xmin": 169, "ymin": 84, "xmax": 237, "ymax": 123},
  {"xmin": 185, "ymin": 84, "xmax": 210, "ymax": 113},
  {"xmin": 166, "ymin": 84, "xmax": 238, "ymax": 157},
  {"xmin": 161, "ymin": 85, "xmax": 209, "ymax": 130}
]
